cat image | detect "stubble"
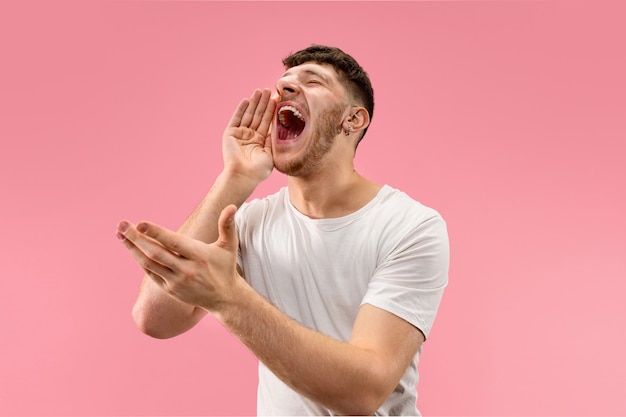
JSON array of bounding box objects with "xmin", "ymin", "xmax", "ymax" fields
[{"xmin": 274, "ymin": 103, "xmax": 345, "ymax": 177}]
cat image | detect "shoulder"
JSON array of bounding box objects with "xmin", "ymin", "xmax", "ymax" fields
[
  {"xmin": 236, "ymin": 187, "xmax": 288, "ymax": 227},
  {"xmin": 366, "ymin": 186, "xmax": 449, "ymax": 257},
  {"xmin": 372, "ymin": 185, "xmax": 446, "ymax": 230}
]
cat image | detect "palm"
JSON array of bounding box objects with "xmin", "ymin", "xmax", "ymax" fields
[{"xmin": 222, "ymin": 89, "xmax": 277, "ymax": 182}]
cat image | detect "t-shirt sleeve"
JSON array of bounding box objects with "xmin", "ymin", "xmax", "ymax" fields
[
  {"xmin": 360, "ymin": 214, "xmax": 449, "ymax": 340},
  {"xmin": 235, "ymin": 201, "xmax": 252, "ymax": 276}
]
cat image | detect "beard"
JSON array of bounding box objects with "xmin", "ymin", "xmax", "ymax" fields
[{"xmin": 274, "ymin": 102, "xmax": 345, "ymax": 177}]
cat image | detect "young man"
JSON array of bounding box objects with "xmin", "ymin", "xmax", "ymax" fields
[{"xmin": 117, "ymin": 45, "xmax": 449, "ymax": 415}]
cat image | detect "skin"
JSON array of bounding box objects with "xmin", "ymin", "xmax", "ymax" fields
[{"xmin": 117, "ymin": 63, "xmax": 424, "ymax": 415}]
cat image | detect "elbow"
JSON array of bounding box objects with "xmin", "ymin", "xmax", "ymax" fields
[
  {"xmin": 331, "ymin": 394, "xmax": 385, "ymax": 416},
  {"xmin": 132, "ymin": 303, "xmax": 175, "ymax": 339},
  {"xmin": 329, "ymin": 376, "xmax": 392, "ymax": 416}
]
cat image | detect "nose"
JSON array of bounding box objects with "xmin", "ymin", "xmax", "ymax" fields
[{"xmin": 276, "ymin": 76, "xmax": 300, "ymax": 99}]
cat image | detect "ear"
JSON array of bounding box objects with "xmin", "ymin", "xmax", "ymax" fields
[{"xmin": 342, "ymin": 106, "xmax": 370, "ymax": 137}]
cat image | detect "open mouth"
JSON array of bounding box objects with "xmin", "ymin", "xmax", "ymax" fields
[{"xmin": 276, "ymin": 104, "xmax": 306, "ymax": 140}]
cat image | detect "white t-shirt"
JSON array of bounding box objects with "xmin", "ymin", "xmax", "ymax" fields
[{"xmin": 236, "ymin": 185, "xmax": 449, "ymax": 415}]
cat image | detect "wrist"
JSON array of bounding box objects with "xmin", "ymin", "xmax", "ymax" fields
[
  {"xmin": 211, "ymin": 170, "xmax": 260, "ymax": 207},
  {"xmin": 218, "ymin": 168, "xmax": 264, "ymax": 194},
  {"xmin": 211, "ymin": 277, "xmax": 257, "ymax": 327}
]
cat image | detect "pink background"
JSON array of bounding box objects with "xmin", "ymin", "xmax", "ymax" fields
[{"xmin": 1, "ymin": 1, "xmax": 625, "ymax": 415}]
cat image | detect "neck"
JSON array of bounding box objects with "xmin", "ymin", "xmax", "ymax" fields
[{"xmin": 287, "ymin": 165, "xmax": 381, "ymax": 219}]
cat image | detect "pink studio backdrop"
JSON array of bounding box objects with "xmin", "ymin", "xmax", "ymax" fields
[{"xmin": 1, "ymin": 1, "xmax": 625, "ymax": 415}]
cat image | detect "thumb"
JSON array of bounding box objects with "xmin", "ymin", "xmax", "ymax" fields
[{"xmin": 216, "ymin": 204, "xmax": 238, "ymax": 251}]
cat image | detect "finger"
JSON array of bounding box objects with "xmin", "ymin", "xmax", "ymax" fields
[
  {"xmin": 144, "ymin": 269, "xmax": 168, "ymax": 289},
  {"xmin": 239, "ymin": 89, "xmax": 262, "ymax": 127},
  {"xmin": 117, "ymin": 222, "xmax": 176, "ymax": 279},
  {"xmin": 264, "ymin": 129, "xmax": 272, "ymax": 150},
  {"xmin": 257, "ymin": 93, "xmax": 277, "ymax": 137},
  {"xmin": 135, "ymin": 221, "xmax": 197, "ymax": 259},
  {"xmin": 215, "ymin": 205, "xmax": 238, "ymax": 252},
  {"xmin": 248, "ymin": 89, "xmax": 272, "ymax": 131},
  {"xmin": 227, "ymin": 98, "xmax": 251, "ymax": 128}
]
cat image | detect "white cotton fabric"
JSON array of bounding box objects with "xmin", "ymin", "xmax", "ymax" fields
[{"xmin": 235, "ymin": 185, "xmax": 449, "ymax": 416}]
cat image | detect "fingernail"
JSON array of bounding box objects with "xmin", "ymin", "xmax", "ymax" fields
[
  {"xmin": 117, "ymin": 221, "xmax": 129, "ymax": 233},
  {"xmin": 116, "ymin": 231, "xmax": 126, "ymax": 241},
  {"xmin": 137, "ymin": 223, "xmax": 148, "ymax": 233}
]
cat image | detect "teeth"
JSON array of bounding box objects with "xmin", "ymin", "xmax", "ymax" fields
[{"xmin": 278, "ymin": 105, "xmax": 304, "ymax": 125}]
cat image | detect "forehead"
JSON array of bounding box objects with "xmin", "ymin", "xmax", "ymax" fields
[{"xmin": 281, "ymin": 62, "xmax": 342, "ymax": 83}]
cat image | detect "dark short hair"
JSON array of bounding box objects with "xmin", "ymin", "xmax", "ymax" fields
[{"xmin": 283, "ymin": 45, "xmax": 375, "ymax": 144}]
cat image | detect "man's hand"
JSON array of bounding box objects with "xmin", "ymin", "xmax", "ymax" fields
[
  {"xmin": 125, "ymin": 89, "xmax": 274, "ymax": 338},
  {"xmin": 222, "ymin": 88, "xmax": 277, "ymax": 183},
  {"xmin": 117, "ymin": 205, "xmax": 241, "ymax": 312}
]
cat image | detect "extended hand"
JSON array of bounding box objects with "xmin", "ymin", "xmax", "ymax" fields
[
  {"xmin": 223, "ymin": 89, "xmax": 277, "ymax": 183},
  {"xmin": 117, "ymin": 205, "xmax": 241, "ymax": 312}
]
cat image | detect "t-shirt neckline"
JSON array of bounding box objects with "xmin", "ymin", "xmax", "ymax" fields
[{"xmin": 285, "ymin": 184, "xmax": 392, "ymax": 227}]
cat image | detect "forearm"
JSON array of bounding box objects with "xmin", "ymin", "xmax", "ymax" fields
[
  {"xmin": 214, "ymin": 280, "xmax": 396, "ymax": 415},
  {"xmin": 133, "ymin": 170, "xmax": 260, "ymax": 338},
  {"xmin": 177, "ymin": 169, "xmax": 259, "ymax": 242}
]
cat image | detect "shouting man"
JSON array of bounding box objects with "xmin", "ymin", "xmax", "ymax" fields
[{"xmin": 117, "ymin": 45, "xmax": 449, "ymax": 415}]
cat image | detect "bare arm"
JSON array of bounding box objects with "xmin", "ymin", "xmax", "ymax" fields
[
  {"xmin": 126, "ymin": 89, "xmax": 277, "ymax": 338},
  {"xmin": 118, "ymin": 205, "xmax": 423, "ymax": 414}
]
